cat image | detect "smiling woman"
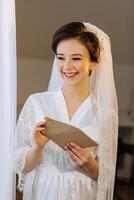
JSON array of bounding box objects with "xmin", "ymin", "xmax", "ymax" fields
[
  {"xmin": 56, "ymin": 38, "xmax": 97, "ymax": 87},
  {"xmin": 13, "ymin": 22, "xmax": 118, "ymax": 200}
]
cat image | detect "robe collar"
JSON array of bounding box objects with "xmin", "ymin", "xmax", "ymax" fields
[{"xmin": 56, "ymin": 88, "xmax": 96, "ymax": 124}]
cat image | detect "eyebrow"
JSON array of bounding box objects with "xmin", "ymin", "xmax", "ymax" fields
[{"xmin": 56, "ymin": 53, "xmax": 83, "ymax": 57}]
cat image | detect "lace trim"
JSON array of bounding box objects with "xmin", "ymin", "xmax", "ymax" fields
[
  {"xmin": 17, "ymin": 170, "xmax": 26, "ymax": 192},
  {"xmin": 17, "ymin": 96, "xmax": 35, "ymax": 146},
  {"xmin": 91, "ymin": 111, "xmax": 118, "ymax": 199},
  {"xmin": 15, "ymin": 96, "xmax": 35, "ymax": 192}
]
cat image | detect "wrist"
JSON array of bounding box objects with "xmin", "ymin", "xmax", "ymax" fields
[{"xmin": 33, "ymin": 145, "xmax": 44, "ymax": 153}]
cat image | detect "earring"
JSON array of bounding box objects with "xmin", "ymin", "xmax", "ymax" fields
[{"xmin": 89, "ymin": 69, "xmax": 92, "ymax": 76}]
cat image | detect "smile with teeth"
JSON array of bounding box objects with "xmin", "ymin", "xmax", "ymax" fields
[{"xmin": 63, "ymin": 72, "xmax": 79, "ymax": 78}]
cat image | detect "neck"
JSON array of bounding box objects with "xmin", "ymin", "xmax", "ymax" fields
[{"xmin": 62, "ymin": 79, "xmax": 90, "ymax": 100}]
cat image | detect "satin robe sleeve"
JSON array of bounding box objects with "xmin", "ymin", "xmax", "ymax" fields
[{"xmin": 13, "ymin": 95, "xmax": 35, "ymax": 192}]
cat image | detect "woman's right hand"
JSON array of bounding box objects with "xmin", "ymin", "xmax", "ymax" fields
[{"xmin": 33, "ymin": 121, "xmax": 49, "ymax": 150}]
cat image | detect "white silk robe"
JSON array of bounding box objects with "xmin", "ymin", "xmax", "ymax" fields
[{"xmin": 13, "ymin": 89, "xmax": 99, "ymax": 200}]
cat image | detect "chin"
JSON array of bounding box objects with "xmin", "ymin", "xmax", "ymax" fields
[{"xmin": 63, "ymin": 79, "xmax": 81, "ymax": 87}]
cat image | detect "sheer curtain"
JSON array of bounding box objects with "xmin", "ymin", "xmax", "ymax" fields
[{"xmin": 0, "ymin": 0, "xmax": 17, "ymax": 199}]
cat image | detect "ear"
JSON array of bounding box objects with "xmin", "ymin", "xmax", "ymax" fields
[{"xmin": 89, "ymin": 62, "xmax": 96, "ymax": 71}]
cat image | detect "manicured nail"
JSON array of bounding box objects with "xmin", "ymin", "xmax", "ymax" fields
[
  {"xmin": 64, "ymin": 145, "xmax": 67, "ymax": 150},
  {"xmin": 69, "ymin": 142, "xmax": 73, "ymax": 146}
]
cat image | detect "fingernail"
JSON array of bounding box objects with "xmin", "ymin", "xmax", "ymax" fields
[{"xmin": 64, "ymin": 145, "xmax": 67, "ymax": 149}]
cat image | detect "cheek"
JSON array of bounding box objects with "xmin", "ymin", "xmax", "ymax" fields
[
  {"xmin": 58, "ymin": 67, "xmax": 63, "ymax": 76},
  {"xmin": 57, "ymin": 63, "xmax": 63, "ymax": 72},
  {"xmin": 77, "ymin": 64, "xmax": 89, "ymax": 75},
  {"xmin": 57, "ymin": 61, "xmax": 64, "ymax": 71}
]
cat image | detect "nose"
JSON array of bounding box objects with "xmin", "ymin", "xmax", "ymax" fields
[{"xmin": 63, "ymin": 59, "xmax": 73, "ymax": 70}]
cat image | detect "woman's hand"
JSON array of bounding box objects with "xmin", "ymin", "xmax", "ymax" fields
[
  {"xmin": 65, "ymin": 142, "xmax": 91, "ymax": 167},
  {"xmin": 33, "ymin": 121, "xmax": 49, "ymax": 150},
  {"xmin": 65, "ymin": 142, "xmax": 99, "ymax": 181}
]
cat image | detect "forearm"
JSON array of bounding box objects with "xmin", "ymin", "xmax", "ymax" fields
[
  {"xmin": 84, "ymin": 154, "xmax": 99, "ymax": 181},
  {"xmin": 24, "ymin": 146, "xmax": 44, "ymax": 173}
]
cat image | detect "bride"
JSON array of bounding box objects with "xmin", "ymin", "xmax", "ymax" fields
[{"xmin": 13, "ymin": 22, "xmax": 118, "ymax": 200}]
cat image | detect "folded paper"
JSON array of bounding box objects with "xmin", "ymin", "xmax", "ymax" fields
[{"xmin": 41, "ymin": 117, "xmax": 98, "ymax": 150}]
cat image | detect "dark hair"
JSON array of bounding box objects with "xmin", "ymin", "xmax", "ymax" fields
[{"xmin": 52, "ymin": 22, "xmax": 100, "ymax": 63}]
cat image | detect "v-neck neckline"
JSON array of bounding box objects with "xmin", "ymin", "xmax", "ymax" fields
[{"xmin": 58, "ymin": 88, "xmax": 92, "ymax": 123}]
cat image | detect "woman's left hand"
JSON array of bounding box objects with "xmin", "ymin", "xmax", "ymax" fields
[
  {"xmin": 65, "ymin": 142, "xmax": 99, "ymax": 181},
  {"xmin": 64, "ymin": 142, "xmax": 92, "ymax": 167}
]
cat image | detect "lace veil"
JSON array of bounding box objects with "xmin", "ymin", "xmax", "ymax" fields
[{"xmin": 48, "ymin": 22, "xmax": 118, "ymax": 200}]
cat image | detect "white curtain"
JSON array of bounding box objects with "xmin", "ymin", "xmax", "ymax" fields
[{"xmin": 0, "ymin": 0, "xmax": 16, "ymax": 199}]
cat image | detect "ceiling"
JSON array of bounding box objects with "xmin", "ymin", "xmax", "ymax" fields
[{"xmin": 16, "ymin": 0, "xmax": 134, "ymax": 65}]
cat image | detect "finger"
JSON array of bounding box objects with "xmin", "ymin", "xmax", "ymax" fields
[
  {"xmin": 68, "ymin": 145, "xmax": 85, "ymax": 160},
  {"xmin": 67, "ymin": 148, "xmax": 80, "ymax": 163},
  {"xmin": 69, "ymin": 143, "xmax": 82, "ymax": 151},
  {"xmin": 68, "ymin": 143, "xmax": 87, "ymax": 157},
  {"xmin": 64, "ymin": 145, "xmax": 68, "ymax": 151},
  {"xmin": 40, "ymin": 131, "xmax": 48, "ymax": 137},
  {"xmin": 66, "ymin": 144, "xmax": 84, "ymax": 161},
  {"xmin": 68, "ymin": 143, "xmax": 83, "ymax": 155},
  {"xmin": 36, "ymin": 121, "xmax": 46, "ymax": 127},
  {"xmin": 35, "ymin": 129, "xmax": 48, "ymax": 138},
  {"xmin": 67, "ymin": 144, "xmax": 89, "ymax": 164},
  {"xmin": 35, "ymin": 127, "xmax": 46, "ymax": 133},
  {"xmin": 40, "ymin": 129, "xmax": 46, "ymax": 136}
]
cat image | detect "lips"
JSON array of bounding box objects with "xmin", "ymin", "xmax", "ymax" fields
[{"xmin": 63, "ymin": 72, "xmax": 79, "ymax": 79}]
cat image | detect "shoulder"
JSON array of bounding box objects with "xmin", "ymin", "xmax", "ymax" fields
[
  {"xmin": 27, "ymin": 90, "xmax": 59, "ymax": 106},
  {"xmin": 30, "ymin": 90, "xmax": 58, "ymax": 100}
]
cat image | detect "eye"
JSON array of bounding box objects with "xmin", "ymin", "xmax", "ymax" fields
[
  {"xmin": 57, "ymin": 57, "xmax": 65, "ymax": 60},
  {"xmin": 72, "ymin": 57, "xmax": 82, "ymax": 60}
]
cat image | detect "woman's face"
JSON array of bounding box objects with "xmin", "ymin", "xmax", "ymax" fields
[{"xmin": 56, "ymin": 38, "xmax": 94, "ymax": 86}]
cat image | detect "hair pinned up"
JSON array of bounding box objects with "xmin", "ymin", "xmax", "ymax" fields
[{"xmin": 52, "ymin": 22, "xmax": 100, "ymax": 63}]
